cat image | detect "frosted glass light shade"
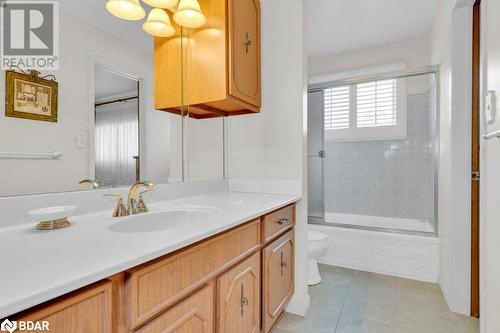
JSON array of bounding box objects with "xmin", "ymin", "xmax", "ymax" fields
[
  {"xmin": 106, "ymin": 0, "xmax": 145, "ymax": 20},
  {"xmin": 173, "ymin": 0, "xmax": 206, "ymax": 28},
  {"xmin": 143, "ymin": 8, "xmax": 176, "ymax": 37},
  {"xmin": 143, "ymin": 0, "xmax": 179, "ymax": 9}
]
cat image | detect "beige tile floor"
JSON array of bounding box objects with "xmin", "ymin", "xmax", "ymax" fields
[{"xmin": 273, "ymin": 264, "xmax": 479, "ymax": 333}]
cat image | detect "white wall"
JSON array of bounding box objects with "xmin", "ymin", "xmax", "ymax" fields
[
  {"xmin": 308, "ymin": 36, "xmax": 430, "ymax": 77},
  {"xmin": 480, "ymin": 1, "xmax": 500, "ymax": 331},
  {"xmin": 228, "ymin": 0, "xmax": 309, "ymax": 316},
  {"xmin": 188, "ymin": 118, "xmax": 224, "ymax": 181},
  {"xmin": 430, "ymin": 0, "xmax": 473, "ymax": 316},
  {"xmin": 0, "ymin": 10, "xmax": 176, "ymax": 197}
]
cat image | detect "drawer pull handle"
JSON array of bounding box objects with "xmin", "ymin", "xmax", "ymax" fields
[
  {"xmin": 280, "ymin": 252, "xmax": 288, "ymax": 276},
  {"xmin": 240, "ymin": 284, "xmax": 249, "ymax": 317},
  {"xmin": 277, "ymin": 218, "xmax": 288, "ymax": 225}
]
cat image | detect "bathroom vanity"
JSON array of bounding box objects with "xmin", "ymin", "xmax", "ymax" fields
[{"xmin": 0, "ymin": 192, "xmax": 297, "ymax": 333}]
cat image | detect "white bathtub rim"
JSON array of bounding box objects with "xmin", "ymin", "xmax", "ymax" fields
[
  {"xmin": 308, "ymin": 224, "xmax": 440, "ymax": 283},
  {"xmin": 309, "ymin": 223, "xmax": 440, "ymax": 244},
  {"xmin": 324, "ymin": 212, "xmax": 435, "ymax": 233}
]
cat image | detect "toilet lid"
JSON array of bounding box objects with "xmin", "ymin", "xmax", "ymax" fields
[{"xmin": 308, "ymin": 230, "xmax": 328, "ymax": 241}]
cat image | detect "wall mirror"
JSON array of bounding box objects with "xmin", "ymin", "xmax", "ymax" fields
[{"xmin": 0, "ymin": 0, "xmax": 224, "ymax": 197}]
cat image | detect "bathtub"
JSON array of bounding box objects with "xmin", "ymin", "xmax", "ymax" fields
[{"xmin": 309, "ymin": 216, "xmax": 440, "ymax": 283}]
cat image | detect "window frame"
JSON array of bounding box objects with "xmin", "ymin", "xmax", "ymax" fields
[
  {"xmin": 324, "ymin": 78, "xmax": 407, "ymax": 142},
  {"xmin": 310, "ymin": 63, "xmax": 408, "ymax": 143}
]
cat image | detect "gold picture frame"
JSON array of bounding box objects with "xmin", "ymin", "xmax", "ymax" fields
[{"xmin": 5, "ymin": 70, "xmax": 58, "ymax": 122}]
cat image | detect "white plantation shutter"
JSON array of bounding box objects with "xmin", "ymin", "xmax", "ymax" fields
[
  {"xmin": 357, "ymin": 79, "xmax": 397, "ymax": 128},
  {"xmin": 324, "ymin": 86, "xmax": 350, "ymax": 130},
  {"xmin": 323, "ymin": 77, "xmax": 405, "ymax": 141}
]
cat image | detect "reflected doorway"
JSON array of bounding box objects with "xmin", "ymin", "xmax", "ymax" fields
[{"xmin": 93, "ymin": 65, "xmax": 140, "ymax": 188}]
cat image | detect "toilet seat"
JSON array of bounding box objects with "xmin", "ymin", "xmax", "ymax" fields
[{"xmin": 308, "ymin": 231, "xmax": 328, "ymax": 241}]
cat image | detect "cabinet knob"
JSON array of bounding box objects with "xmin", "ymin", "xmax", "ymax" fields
[
  {"xmin": 245, "ymin": 32, "xmax": 252, "ymax": 54},
  {"xmin": 277, "ymin": 218, "xmax": 288, "ymax": 225}
]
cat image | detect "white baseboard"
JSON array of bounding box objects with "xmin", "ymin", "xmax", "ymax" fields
[
  {"xmin": 309, "ymin": 224, "xmax": 440, "ymax": 283},
  {"xmin": 285, "ymin": 294, "xmax": 311, "ymax": 317}
]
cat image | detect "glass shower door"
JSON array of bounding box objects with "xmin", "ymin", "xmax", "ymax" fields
[{"xmin": 307, "ymin": 91, "xmax": 325, "ymax": 224}]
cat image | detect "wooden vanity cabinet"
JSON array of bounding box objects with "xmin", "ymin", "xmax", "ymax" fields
[
  {"xmin": 13, "ymin": 280, "xmax": 113, "ymax": 333},
  {"xmin": 262, "ymin": 226, "xmax": 295, "ymax": 333},
  {"xmin": 125, "ymin": 219, "xmax": 260, "ymax": 329},
  {"xmin": 217, "ymin": 252, "xmax": 260, "ymax": 333},
  {"xmin": 134, "ymin": 283, "xmax": 214, "ymax": 333},
  {"xmin": 154, "ymin": 0, "xmax": 261, "ymax": 119},
  {"xmin": 8, "ymin": 204, "xmax": 296, "ymax": 333}
]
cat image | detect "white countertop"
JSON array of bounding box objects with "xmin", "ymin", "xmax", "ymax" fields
[{"xmin": 0, "ymin": 191, "xmax": 299, "ymax": 318}]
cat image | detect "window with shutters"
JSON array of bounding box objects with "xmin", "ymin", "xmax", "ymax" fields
[{"xmin": 324, "ymin": 77, "xmax": 406, "ymax": 142}]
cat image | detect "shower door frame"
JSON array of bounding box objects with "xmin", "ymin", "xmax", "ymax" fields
[
  {"xmin": 307, "ymin": 90, "xmax": 326, "ymax": 224},
  {"xmin": 307, "ymin": 65, "xmax": 441, "ymax": 237}
]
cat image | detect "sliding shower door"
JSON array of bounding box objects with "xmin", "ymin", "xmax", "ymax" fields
[
  {"xmin": 309, "ymin": 69, "xmax": 439, "ymax": 234},
  {"xmin": 307, "ymin": 91, "xmax": 325, "ymax": 224}
]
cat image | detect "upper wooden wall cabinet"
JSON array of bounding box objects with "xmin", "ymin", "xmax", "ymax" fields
[{"xmin": 155, "ymin": 0, "xmax": 261, "ymax": 119}]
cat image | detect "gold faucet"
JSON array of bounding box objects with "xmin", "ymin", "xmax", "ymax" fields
[
  {"xmin": 79, "ymin": 179, "xmax": 101, "ymax": 190},
  {"xmin": 127, "ymin": 181, "xmax": 155, "ymax": 215},
  {"xmin": 103, "ymin": 194, "xmax": 129, "ymax": 217}
]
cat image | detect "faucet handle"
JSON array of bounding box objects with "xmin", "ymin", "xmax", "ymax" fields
[
  {"xmin": 80, "ymin": 179, "xmax": 101, "ymax": 190},
  {"xmin": 104, "ymin": 194, "xmax": 129, "ymax": 217},
  {"xmin": 137, "ymin": 189, "xmax": 153, "ymax": 214}
]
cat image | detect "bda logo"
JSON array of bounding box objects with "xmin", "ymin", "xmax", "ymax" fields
[{"xmin": 0, "ymin": 319, "xmax": 17, "ymax": 333}]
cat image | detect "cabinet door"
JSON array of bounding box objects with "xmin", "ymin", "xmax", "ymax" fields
[
  {"xmin": 217, "ymin": 252, "xmax": 260, "ymax": 333},
  {"xmin": 262, "ymin": 230, "xmax": 295, "ymax": 333},
  {"xmin": 135, "ymin": 283, "xmax": 214, "ymax": 333},
  {"xmin": 15, "ymin": 280, "xmax": 112, "ymax": 333},
  {"xmin": 228, "ymin": 0, "xmax": 261, "ymax": 107}
]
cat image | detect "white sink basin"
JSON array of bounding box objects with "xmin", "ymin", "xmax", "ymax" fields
[{"xmin": 109, "ymin": 208, "xmax": 218, "ymax": 233}]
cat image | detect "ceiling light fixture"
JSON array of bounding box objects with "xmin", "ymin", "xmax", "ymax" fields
[
  {"xmin": 173, "ymin": 0, "xmax": 206, "ymax": 28},
  {"xmin": 143, "ymin": 8, "xmax": 176, "ymax": 37},
  {"xmin": 106, "ymin": 0, "xmax": 146, "ymax": 20},
  {"xmin": 142, "ymin": 0, "xmax": 179, "ymax": 9},
  {"xmin": 106, "ymin": 0, "xmax": 206, "ymax": 37}
]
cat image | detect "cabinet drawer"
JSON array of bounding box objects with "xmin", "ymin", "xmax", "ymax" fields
[
  {"xmin": 14, "ymin": 280, "xmax": 112, "ymax": 333},
  {"xmin": 134, "ymin": 283, "xmax": 214, "ymax": 333},
  {"xmin": 126, "ymin": 219, "xmax": 260, "ymax": 329},
  {"xmin": 262, "ymin": 229, "xmax": 294, "ymax": 333},
  {"xmin": 262, "ymin": 205, "xmax": 295, "ymax": 244}
]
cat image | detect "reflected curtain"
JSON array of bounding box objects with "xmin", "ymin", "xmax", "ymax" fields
[{"xmin": 95, "ymin": 100, "xmax": 138, "ymax": 188}]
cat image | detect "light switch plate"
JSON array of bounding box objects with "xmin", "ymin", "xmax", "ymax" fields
[
  {"xmin": 76, "ymin": 134, "xmax": 87, "ymax": 148},
  {"xmin": 485, "ymin": 90, "xmax": 496, "ymax": 124}
]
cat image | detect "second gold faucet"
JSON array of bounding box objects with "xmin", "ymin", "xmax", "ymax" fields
[{"xmin": 105, "ymin": 181, "xmax": 155, "ymax": 217}]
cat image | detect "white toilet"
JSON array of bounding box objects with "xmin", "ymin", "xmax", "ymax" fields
[{"xmin": 307, "ymin": 230, "xmax": 329, "ymax": 285}]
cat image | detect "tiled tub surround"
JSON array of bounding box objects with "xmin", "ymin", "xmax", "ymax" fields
[
  {"xmin": 0, "ymin": 186, "xmax": 299, "ymax": 318},
  {"xmin": 325, "ymin": 93, "xmax": 436, "ymax": 229}
]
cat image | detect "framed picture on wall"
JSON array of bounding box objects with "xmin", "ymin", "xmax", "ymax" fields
[{"xmin": 5, "ymin": 70, "xmax": 58, "ymax": 122}]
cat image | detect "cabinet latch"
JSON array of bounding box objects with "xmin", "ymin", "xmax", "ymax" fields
[
  {"xmin": 240, "ymin": 284, "xmax": 249, "ymax": 317},
  {"xmin": 280, "ymin": 252, "xmax": 288, "ymax": 276}
]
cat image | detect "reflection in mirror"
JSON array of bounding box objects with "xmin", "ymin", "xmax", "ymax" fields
[
  {"xmin": 0, "ymin": 3, "xmax": 184, "ymax": 197},
  {"xmin": 93, "ymin": 66, "xmax": 140, "ymax": 188},
  {"xmin": 187, "ymin": 116, "xmax": 224, "ymax": 181},
  {"xmin": 180, "ymin": 27, "xmax": 225, "ymax": 182}
]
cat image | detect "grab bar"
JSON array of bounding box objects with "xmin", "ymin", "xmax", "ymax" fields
[
  {"xmin": 0, "ymin": 151, "xmax": 62, "ymax": 160},
  {"xmin": 483, "ymin": 130, "xmax": 500, "ymax": 140}
]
